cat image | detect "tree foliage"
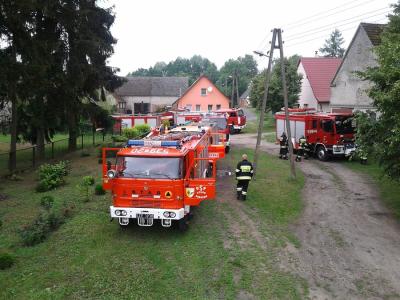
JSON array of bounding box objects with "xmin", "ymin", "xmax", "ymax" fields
[
  {"xmin": 128, "ymin": 54, "xmax": 258, "ymax": 102},
  {"xmin": 357, "ymin": 2, "xmax": 400, "ymax": 180},
  {"xmin": 0, "ymin": 0, "xmax": 122, "ymax": 159},
  {"xmin": 319, "ymin": 29, "xmax": 346, "ymax": 58},
  {"xmin": 128, "ymin": 55, "xmax": 219, "ymax": 85},
  {"xmin": 250, "ymin": 55, "xmax": 302, "ymax": 113}
]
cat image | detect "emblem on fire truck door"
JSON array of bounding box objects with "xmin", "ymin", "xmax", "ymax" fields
[
  {"xmin": 185, "ymin": 188, "xmax": 195, "ymax": 198},
  {"xmin": 195, "ymin": 185, "xmax": 207, "ymax": 199}
]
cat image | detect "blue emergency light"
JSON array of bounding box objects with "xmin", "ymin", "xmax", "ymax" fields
[{"xmin": 127, "ymin": 140, "xmax": 181, "ymax": 147}]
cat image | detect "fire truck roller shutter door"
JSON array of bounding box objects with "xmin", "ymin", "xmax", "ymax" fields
[
  {"xmin": 290, "ymin": 120, "xmax": 296, "ymax": 140},
  {"xmin": 295, "ymin": 121, "xmax": 305, "ymax": 142},
  {"xmin": 147, "ymin": 118, "xmax": 157, "ymax": 128},
  {"xmin": 121, "ymin": 118, "xmax": 132, "ymax": 129},
  {"xmin": 135, "ymin": 118, "xmax": 145, "ymax": 125},
  {"xmin": 277, "ymin": 119, "xmax": 285, "ymax": 138}
]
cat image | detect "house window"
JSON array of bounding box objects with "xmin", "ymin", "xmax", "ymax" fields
[
  {"xmin": 196, "ymin": 104, "xmax": 201, "ymax": 111},
  {"xmin": 185, "ymin": 104, "xmax": 192, "ymax": 111},
  {"xmin": 208, "ymin": 104, "xmax": 213, "ymax": 112},
  {"xmin": 216, "ymin": 104, "xmax": 221, "ymax": 110},
  {"xmin": 201, "ymin": 88, "xmax": 207, "ymax": 96},
  {"xmin": 303, "ymin": 104, "xmax": 308, "ymax": 108}
]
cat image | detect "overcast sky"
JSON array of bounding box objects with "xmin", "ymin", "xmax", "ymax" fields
[{"xmin": 101, "ymin": 0, "xmax": 394, "ymax": 75}]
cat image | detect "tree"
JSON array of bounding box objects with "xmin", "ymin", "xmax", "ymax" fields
[
  {"xmin": 217, "ymin": 54, "xmax": 258, "ymax": 105},
  {"xmin": 319, "ymin": 29, "xmax": 346, "ymax": 58},
  {"xmin": 250, "ymin": 55, "xmax": 302, "ymax": 113},
  {"xmin": 357, "ymin": 2, "xmax": 400, "ymax": 180}
]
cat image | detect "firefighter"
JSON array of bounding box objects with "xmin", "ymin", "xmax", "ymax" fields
[
  {"xmin": 296, "ymin": 135, "xmax": 308, "ymax": 162},
  {"xmin": 279, "ymin": 132, "xmax": 288, "ymax": 160},
  {"xmin": 235, "ymin": 154, "xmax": 253, "ymax": 201}
]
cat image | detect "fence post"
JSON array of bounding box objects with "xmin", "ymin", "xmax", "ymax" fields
[
  {"xmin": 81, "ymin": 134, "xmax": 84, "ymax": 149},
  {"xmin": 51, "ymin": 142, "xmax": 54, "ymax": 159},
  {"xmin": 32, "ymin": 147, "xmax": 36, "ymax": 168}
]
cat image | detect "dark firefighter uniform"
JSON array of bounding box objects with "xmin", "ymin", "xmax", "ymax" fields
[
  {"xmin": 279, "ymin": 133, "xmax": 288, "ymax": 160},
  {"xmin": 235, "ymin": 158, "xmax": 253, "ymax": 200},
  {"xmin": 296, "ymin": 136, "xmax": 308, "ymax": 161}
]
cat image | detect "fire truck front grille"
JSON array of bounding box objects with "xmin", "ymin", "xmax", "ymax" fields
[{"xmin": 131, "ymin": 199, "xmax": 180, "ymax": 209}]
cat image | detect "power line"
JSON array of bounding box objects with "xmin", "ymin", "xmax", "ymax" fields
[
  {"xmin": 284, "ymin": 7, "xmax": 390, "ymax": 40},
  {"xmin": 284, "ymin": 9, "xmax": 390, "ymax": 42},
  {"xmin": 284, "ymin": 16, "xmax": 388, "ymax": 49},
  {"xmin": 282, "ymin": 0, "xmax": 380, "ymax": 30}
]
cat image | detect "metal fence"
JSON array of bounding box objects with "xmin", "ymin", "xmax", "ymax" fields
[{"xmin": 0, "ymin": 131, "xmax": 113, "ymax": 176}]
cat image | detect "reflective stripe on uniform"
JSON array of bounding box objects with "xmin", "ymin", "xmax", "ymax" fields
[
  {"xmin": 250, "ymin": 170, "xmax": 254, "ymax": 173},
  {"xmin": 237, "ymin": 176, "xmax": 251, "ymax": 180},
  {"xmin": 235, "ymin": 169, "xmax": 240, "ymax": 172},
  {"xmin": 242, "ymin": 191, "xmax": 247, "ymax": 195},
  {"xmin": 240, "ymin": 165, "xmax": 252, "ymax": 172},
  {"xmin": 237, "ymin": 187, "xmax": 242, "ymax": 191}
]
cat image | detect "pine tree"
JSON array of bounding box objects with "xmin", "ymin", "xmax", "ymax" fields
[{"xmin": 319, "ymin": 29, "xmax": 346, "ymax": 58}]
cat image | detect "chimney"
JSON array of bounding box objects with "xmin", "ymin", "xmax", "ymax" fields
[{"xmin": 315, "ymin": 51, "xmax": 319, "ymax": 57}]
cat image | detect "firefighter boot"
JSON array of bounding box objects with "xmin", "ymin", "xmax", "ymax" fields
[
  {"xmin": 242, "ymin": 194, "xmax": 247, "ymax": 201},
  {"xmin": 236, "ymin": 191, "xmax": 241, "ymax": 200}
]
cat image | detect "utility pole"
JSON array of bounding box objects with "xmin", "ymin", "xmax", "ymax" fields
[
  {"xmin": 277, "ymin": 28, "xmax": 296, "ymax": 179},
  {"xmin": 253, "ymin": 29, "xmax": 277, "ymax": 178},
  {"xmin": 235, "ymin": 73, "xmax": 240, "ymax": 108},
  {"xmin": 253, "ymin": 28, "xmax": 296, "ymax": 180}
]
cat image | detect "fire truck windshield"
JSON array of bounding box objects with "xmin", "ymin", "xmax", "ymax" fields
[
  {"xmin": 335, "ymin": 116, "xmax": 355, "ymax": 134},
  {"xmin": 116, "ymin": 156, "xmax": 182, "ymax": 179}
]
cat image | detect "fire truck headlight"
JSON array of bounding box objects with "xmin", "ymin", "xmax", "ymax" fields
[
  {"xmin": 163, "ymin": 212, "xmax": 170, "ymax": 218},
  {"xmin": 107, "ymin": 170, "xmax": 116, "ymax": 179},
  {"xmin": 169, "ymin": 212, "xmax": 176, "ymax": 218},
  {"xmin": 121, "ymin": 210, "xmax": 127, "ymax": 216},
  {"xmin": 115, "ymin": 210, "xmax": 121, "ymax": 216},
  {"xmin": 163, "ymin": 211, "xmax": 176, "ymax": 218}
]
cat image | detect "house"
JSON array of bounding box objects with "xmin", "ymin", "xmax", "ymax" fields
[
  {"xmin": 239, "ymin": 86, "xmax": 251, "ymax": 107},
  {"xmin": 297, "ymin": 57, "xmax": 342, "ymax": 112},
  {"xmin": 173, "ymin": 75, "xmax": 230, "ymax": 112},
  {"xmin": 114, "ymin": 77, "xmax": 189, "ymax": 114},
  {"xmin": 330, "ymin": 23, "xmax": 385, "ymax": 112}
]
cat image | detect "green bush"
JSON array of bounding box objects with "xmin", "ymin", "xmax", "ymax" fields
[
  {"xmin": 19, "ymin": 210, "xmax": 65, "ymax": 246},
  {"xmin": 40, "ymin": 195, "xmax": 54, "ymax": 210},
  {"xmin": 94, "ymin": 184, "xmax": 106, "ymax": 195},
  {"xmin": 112, "ymin": 135, "xmax": 128, "ymax": 142},
  {"xmin": 0, "ymin": 252, "xmax": 15, "ymax": 270},
  {"xmin": 77, "ymin": 176, "xmax": 95, "ymax": 202},
  {"xmin": 122, "ymin": 127, "xmax": 139, "ymax": 139},
  {"xmin": 36, "ymin": 161, "xmax": 69, "ymax": 192},
  {"xmin": 135, "ymin": 124, "xmax": 151, "ymax": 137}
]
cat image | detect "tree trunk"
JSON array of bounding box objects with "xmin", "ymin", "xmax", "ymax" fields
[
  {"xmin": 9, "ymin": 89, "xmax": 17, "ymax": 172},
  {"xmin": 36, "ymin": 126, "xmax": 45, "ymax": 159},
  {"xmin": 68, "ymin": 105, "xmax": 78, "ymax": 151}
]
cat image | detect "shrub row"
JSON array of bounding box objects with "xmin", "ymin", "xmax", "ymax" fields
[{"xmin": 36, "ymin": 161, "xmax": 70, "ymax": 192}]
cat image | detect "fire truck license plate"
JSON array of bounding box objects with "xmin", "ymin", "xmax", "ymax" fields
[{"xmin": 137, "ymin": 213, "xmax": 154, "ymax": 226}]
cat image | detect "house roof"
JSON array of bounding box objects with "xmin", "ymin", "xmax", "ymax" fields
[
  {"xmin": 172, "ymin": 75, "xmax": 230, "ymax": 106},
  {"xmin": 361, "ymin": 22, "xmax": 385, "ymax": 46},
  {"xmin": 115, "ymin": 76, "xmax": 189, "ymax": 97},
  {"xmin": 331, "ymin": 22, "xmax": 386, "ymax": 85},
  {"xmin": 299, "ymin": 57, "xmax": 342, "ymax": 103}
]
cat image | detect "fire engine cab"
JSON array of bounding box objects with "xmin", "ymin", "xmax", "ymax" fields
[
  {"xmin": 275, "ymin": 109, "xmax": 356, "ymax": 161},
  {"xmin": 102, "ymin": 125, "xmax": 221, "ymax": 231},
  {"xmin": 215, "ymin": 108, "xmax": 246, "ymax": 133}
]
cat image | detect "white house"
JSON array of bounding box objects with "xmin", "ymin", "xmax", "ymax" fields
[
  {"xmin": 330, "ymin": 23, "xmax": 385, "ymax": 112},
  {"xmin": 297, "ymin": 57, "xmax": 342, "ymax": 112},
  {"xmin": 114, "ymin": 77, "xmax": 189, "ymax": 114}
]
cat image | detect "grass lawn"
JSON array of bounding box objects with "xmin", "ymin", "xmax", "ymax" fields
[
  {"xmin": 242, "ymin": 109, "xmax": 275, "ymax": 134},
  {"xmin": 344, "ymin": 160, "xmax": 400, "ymax": 220},
  {"xmin": 0, "ymin": 146, "xmax": 306, "ymax": 298}
]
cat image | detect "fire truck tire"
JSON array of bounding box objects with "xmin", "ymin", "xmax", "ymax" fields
[
  {"xmin": 225, "ymin": 146, "xmax": 230, "ymax": 154},
  {"xmin": 178, "ymin": 217, "xmax": 189, "ymax": 232},
  {"xmin": 229, "ymin": 126, "xmax": 235, "ymax": 134},
  {"xmin": 317, "ymin": 146, "xmax": 328, "ymax": 161}
]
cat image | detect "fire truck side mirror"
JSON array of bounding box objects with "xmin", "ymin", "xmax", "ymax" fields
[{"xmin": 107, "ymin": 169, "xmax": 116, "ymax": 179}]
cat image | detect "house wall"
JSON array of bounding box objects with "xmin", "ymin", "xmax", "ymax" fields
[
  {"xmin": 297, "ymin": 63, "xmax": 318, "ymax": 110},
  {"xmin": 122, "ymin": 96, "xmax": 178, "ymax": 113},
  {"xmin": 330, "ymin": 27, "xmax": 378, "ymax": 112},
  {"xmin": 176, "ymin": 77, "xmax": 230, "ymax": 111}
]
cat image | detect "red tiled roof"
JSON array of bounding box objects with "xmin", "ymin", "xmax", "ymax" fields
[{"xmin": 300, "ymin": 57, "xmax": 342, "ymax": 103}]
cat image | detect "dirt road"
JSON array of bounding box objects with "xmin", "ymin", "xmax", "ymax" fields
[{"xmin": 231, "ymin": 133, "xmax": 400, "ymax": 300}]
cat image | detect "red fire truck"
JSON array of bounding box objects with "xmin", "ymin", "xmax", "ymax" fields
[
  {"xmin": 275, "ymin": 109, "xmax": 356, "ymax": 161},
  {"xmin": 102, "ymin": 125, "xmax": 222, "ymax": 231},
  {"xmin": 215, "ymin": 108, "xmax": 247, "ymax": 133}
]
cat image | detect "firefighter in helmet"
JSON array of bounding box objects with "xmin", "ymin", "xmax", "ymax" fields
[
  {"xmin": 296, "ymin": 135, "xmax": 308, "ymax": 161},
  {"xmin": 279, "ymin": 132, "xmax": 288, "ymax": 160},
  {"xmin": 235, "ymin": 154, "xmax": 253, "ymax": 201}
]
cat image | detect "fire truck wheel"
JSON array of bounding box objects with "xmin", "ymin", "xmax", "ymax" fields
[
  {"xmin": 229, "ymin": 126, "xmax": 235, "ymax": 134},
  {"xmin": 317, "ymin": 146, "xmax": 328, "ymax": 161},
  {"xmin": 225, "ymin": 146, "xmax": 230, "ymax": 154},
  {"xmin": 178, "ymin": 217, "xmax": 188, "ymax": 232}
]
